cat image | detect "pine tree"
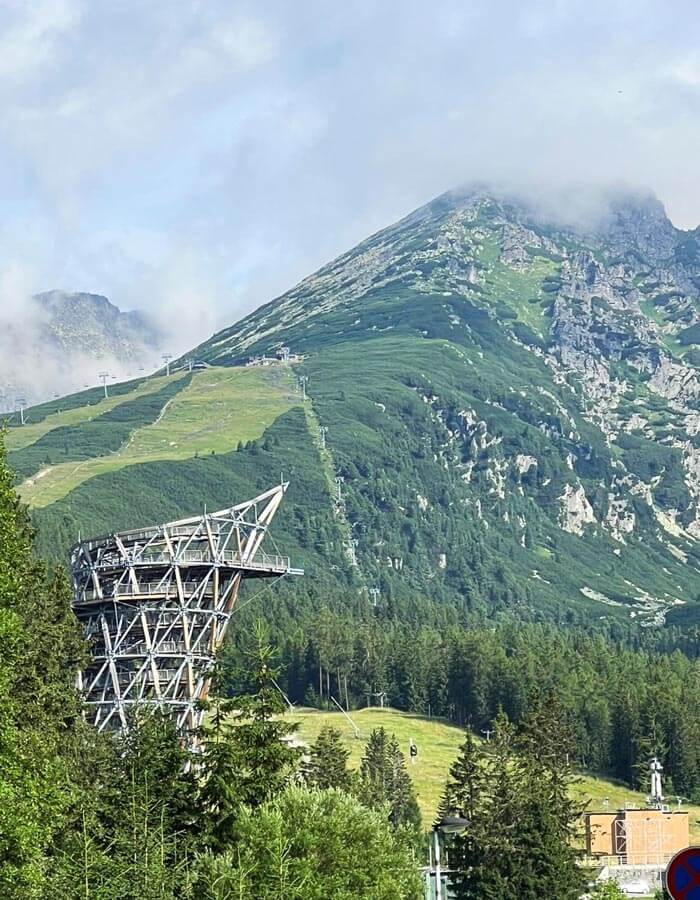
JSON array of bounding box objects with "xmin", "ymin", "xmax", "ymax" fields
[
  {"xmin": 515, "ymin": 701, "xmax": 585, "ymax": 900},
  {"xmin": 199, "ymin": 620, "xmax": 301, "ymax": 851},
  {"xmin": 438, "ymin": 730, "xmax": 489, "ymax": 898},
  {"xmin": 439, "ymin": 711, "xmax": 585, "ymax": 900},
  {"xmin": 0, "ymin": 435, "xmax": 85, "ymax": 898},
  {"xmin": 192, "ymin": 786, "xmax": 423, "ymax": 899},
  {"xmin": 303, "ymin": 726, "xmax": 351, "ymax": 790},
  {"xmin": 356, "ymin": 727, "xmax": 421, "ymax": 837},
  {"xmin": 45, "ymin": 711, "xmax": 199, "ymax": 898}
]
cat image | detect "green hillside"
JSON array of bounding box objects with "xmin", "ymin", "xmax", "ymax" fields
[
  {"xmin": 11, "ymin": 365, "xmax": 298, "ymax": 508},
  {"xmin": 183, "ymin": 191, "xmax": 700, "ymax": 626},
  {"xmin": 289, "ymin": 706, "xmax": 700, "ymax": 839},
  {"xmin": 12, "ymin": 188, "xmax": 700, "ymax": 627},
  {"xmin": 9, "ymin": 187, "xmax": 700, "ymax": 843}
]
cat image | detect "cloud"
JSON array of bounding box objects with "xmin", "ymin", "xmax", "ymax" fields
[
  {"xmin": 0, "ymin": 261, "xmax": 161, "ymax": 409},
  {"xmin": 0, "ymin": 0, "xmax": 700, "ymax": 374},
  {"xmin": 0, "ymin": 0, "xmax": 81, "ymax": 82}
]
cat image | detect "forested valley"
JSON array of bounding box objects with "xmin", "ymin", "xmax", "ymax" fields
[{"xmin": 227, "ymin": 587, "xmax": 700, "ymax": 802}]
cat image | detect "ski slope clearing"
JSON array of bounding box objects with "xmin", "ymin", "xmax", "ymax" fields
[
  {"xmin": 290, "ymin": 706, "xmax": 700, "ymax": 838},
  {"xmin": 16, "ymin": 366, "xmax": 299, "ymax": 508}
]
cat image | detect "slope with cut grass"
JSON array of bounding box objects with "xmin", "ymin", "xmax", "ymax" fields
[
  {"xmin": 288, "ymin": 706, "xmax": 700, "ymax": 839},
  {"xmin": 14, "ymin": 365, "xmax": 300, "ymax": 508},
  {"xmin": 4, "ymin": 373, "xmax": 166, "ymax": 452}
]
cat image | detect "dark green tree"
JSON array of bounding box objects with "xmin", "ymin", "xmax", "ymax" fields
[
  {"xmin": 199, "ymin": 620, "xmax": 301, "ymax": 851},
  {"xmin": 517, "ymin": 695, "xmax": 585, "ymax": 884},
  {"xmin": 303, "ymin": 725, "xmax": 352, "ymax": 790},
  {"xmin": 440, "ymin": 712, "xmax": 584, "ymax": 900},
  {"xmin": 45, "ymin": 711, "xmax": 199, "ymax": 899},
  {"xmin": 0, "ymin": 435, "xmax": 85, "ymax": 898},
  {"xmin": 438, "ymin": 730, "xmax": 490, "ymax": 897},
  {"xmin": 357, "ymin": 727, "xmax": 422, "ymax": 837}
]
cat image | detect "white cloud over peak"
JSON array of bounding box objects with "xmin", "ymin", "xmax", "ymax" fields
[{"xmin": 0, "ymin": 0, "xmax": 699, "ymax": 378}]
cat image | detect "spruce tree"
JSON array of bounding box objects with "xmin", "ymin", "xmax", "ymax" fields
[
  {"xmin": 438, "ymin": 731, "xmax": 489, "ymax": 898},
  {"xmin": 46, "ymin": 712, "xmax": 199, "ymax": 898},
  {"xmin": 516, "ymin": 698, "xmax": 585, "ymax": 900},
  {"xmin": 0, "ymin": 435, "xmax": 84, "ymax": 898},
  {"xmin": 303, "ymin": 725, "xmax": 352, "ymax": 790},
  {"xmin": 199, "ymin": 620, "xmax": 301, "ymax": 851},
  {"xmin": 439, "ymin": 711, "xmax": 585, "ymax": 900},
  {"xmin": 357, "ymin": 727, "xmax": 421, "ymax": 837}
]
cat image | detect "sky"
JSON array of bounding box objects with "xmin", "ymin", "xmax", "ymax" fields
[{"xmin": 2, "ymin": 0, "xmax": 700, "ymax": 355}]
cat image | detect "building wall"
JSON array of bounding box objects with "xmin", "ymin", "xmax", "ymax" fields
[
  {"xmin": 621, "ymin": 809, "xmax": 688, "ymax": 864},
  {"xmin": 585, "ymin": 809, "xmax": 688, "ymax": 864},
  {"xmin": 586, "ymin": 813, "xmax": 617, "ymax": 855}
]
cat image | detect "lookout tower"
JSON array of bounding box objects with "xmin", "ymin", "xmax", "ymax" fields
[{"xmin": 70, "ymin": 484, "xmax": 302, "ymax": 738}]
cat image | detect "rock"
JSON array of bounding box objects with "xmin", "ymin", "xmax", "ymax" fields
[{"xmin": 559, "ymin": 483, "xmax": 596, "ymax": 535}]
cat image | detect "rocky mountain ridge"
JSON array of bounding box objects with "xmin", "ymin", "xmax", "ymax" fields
[
  {"xmin": 37, "ymin": 290, "xmax": 159, "ymax": 358},
  {"xmin": 184, "ymin": 187, "xmax": 700, "ymax": 625},
  {"xmin": 16, "ymin": 187, "xmax": 700, "ymax": 628},
  {"xmin": 1, "ymin": 290, "xmax": 161, "ymax": 410}
]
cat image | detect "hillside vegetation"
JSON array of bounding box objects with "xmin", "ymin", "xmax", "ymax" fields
[
  {"xmin": 10, "ymin": 365, "xmax": 300, "ymax": 509},
  {"xmin": 17, "ymin": 189, "xmax": 700, "ymax": 626},
  {"xmin": 289, "ymin": 706, "xmax": 700, "ymax": 839}
]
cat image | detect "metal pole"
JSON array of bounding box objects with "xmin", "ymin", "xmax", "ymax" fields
[{"xmin": 434, "ymin": 830, "xmax": 442, "ymax": 900}]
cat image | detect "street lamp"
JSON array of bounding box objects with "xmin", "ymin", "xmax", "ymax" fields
[{"xmin": 432, "ymin": 815, "xmax": 469, "ymax": 900}]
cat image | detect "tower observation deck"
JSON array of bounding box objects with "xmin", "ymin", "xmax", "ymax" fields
[{"xmin": 70, "ymin": 483, "xmax": 302, "ymax": 736}]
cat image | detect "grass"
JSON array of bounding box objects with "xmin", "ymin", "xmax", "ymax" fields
[
  {"xmin": 9, "ymin": 377, "xmax": 190, "ymax": 481},
  {"xmin": 290, "ymin": 707, "xmax": 459, "ymax": 824},
  {"xmin": 19, "ymin": 365, "xmax": 300, "ymax": 508},
  {"xmin": 484, "ymin": 253, "xmax": 558, "ymax": 339},
  {"xmin": 288, "ymin": 706, "xmax": 700, "ymax": 839},
  {"xmin": 4, "ymin": 373, "xmax": 186, "ymax": 452}
]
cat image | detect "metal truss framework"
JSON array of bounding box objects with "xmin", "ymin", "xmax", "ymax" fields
[
  {"xmin": 614, "ymin": 816, "xmax": 665, "ymax": 866},
  {"xmin": 71, "ymin": 484, "xmax": 302, "ymax": 737}
]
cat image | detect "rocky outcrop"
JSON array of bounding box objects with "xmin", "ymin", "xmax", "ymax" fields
[{"xmin": 559, "ymin": 483, "xmax": 596, "ymax": 535}]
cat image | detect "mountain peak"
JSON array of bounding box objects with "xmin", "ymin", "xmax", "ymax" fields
[
  {"xmin": 1, "ymin": 290, "xmax": 162, "ymax": 410},
  {"xmin": 21, "ymin": 182, "xmax": 700, "ymax": 630}
]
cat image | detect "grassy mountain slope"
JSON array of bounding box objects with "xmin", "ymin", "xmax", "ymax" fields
[
  {"xmin": 182, "ymin": 189, "xmax": 700, "ymax": 625},
  {"xmin": 289, "ymin": 706, "xmax": 700, "ymax": 838},
  {"xmin": 11, "ymin": 366, "xmax": 298, "ymax": 509},
  {"xmin": 12, "ymin": 187, "xmax": 700, "ymax": 626}
]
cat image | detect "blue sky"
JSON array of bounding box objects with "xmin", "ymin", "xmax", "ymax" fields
[{"xmin": 1, "ymin": 0, "xmax": 700, "ymax": 351}]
